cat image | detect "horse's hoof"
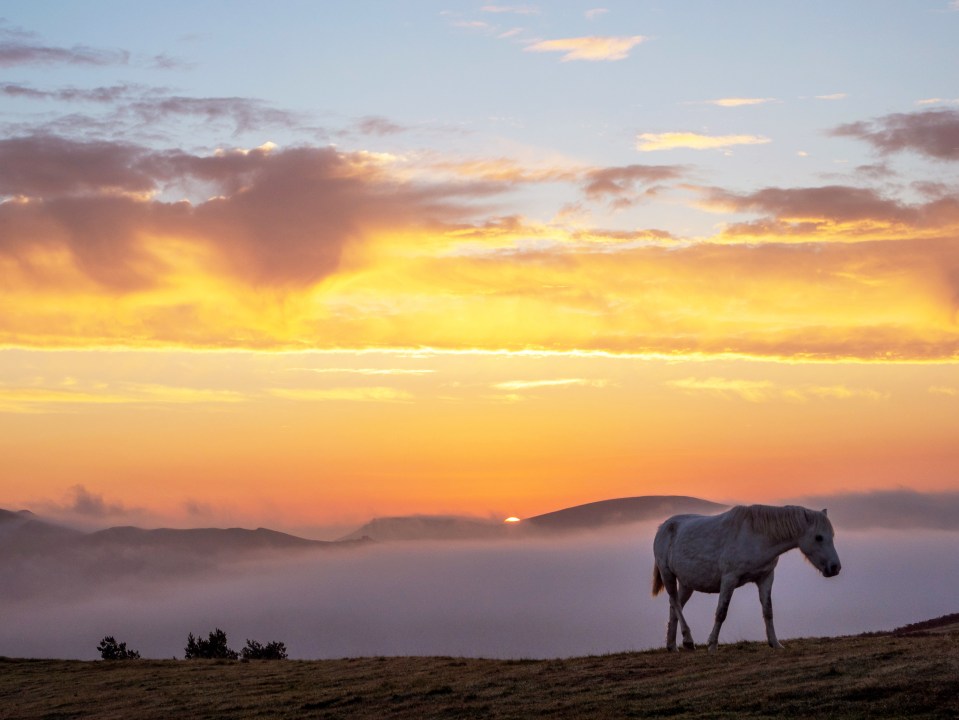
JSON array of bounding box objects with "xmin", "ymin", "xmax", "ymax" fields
[
  {"xmin": 771, "ymin": 642, "xmax": 785, "ymax": 650},
  {"xmin": 707, "ymin": 644, "xmax": 718, "ymax": 653},
  {"xmin": 666, "ymin": 645, "xmax": 678, "ymax": 652},
  {"xmin": 682, "ymin": 640, "xmax": 695, "ymax": 651}
]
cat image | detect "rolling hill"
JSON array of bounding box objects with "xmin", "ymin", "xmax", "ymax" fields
[{"xmin": 2, "ymin": 628, "xmax": 956, "ymax": 719}]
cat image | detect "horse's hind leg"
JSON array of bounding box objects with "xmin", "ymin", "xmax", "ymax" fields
[
  {"xmin": 669, "ymin": 583, "xmax": 693, "ymax": 651},
  {"xmin": 662, "ymin": 572, "xmax": 695, "ymax": 651}
]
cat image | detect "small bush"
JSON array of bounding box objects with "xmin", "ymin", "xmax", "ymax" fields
[
  {"xmin": 97, "ymin": 636, "xmax": 140, "ymax": 660},
  {"xmin": 184, "ymin": 628, "xmax": 238, "ymax": 660},
  {"xmin": 241, "ymin": 639, "xmax": 288, "ymax": 660}
]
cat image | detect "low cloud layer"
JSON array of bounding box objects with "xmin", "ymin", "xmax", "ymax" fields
[
  {"xmin": 797, "ymin": 489, "xmax": 959, "ymax": 531},
  {"xmin": 1, "ymin": 522, "xmax": 957, "ymax": 660}
]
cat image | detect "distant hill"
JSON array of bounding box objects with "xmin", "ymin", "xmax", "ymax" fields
[
  {"xmin": 338, "ymin": 515, "xmax": 504, "ymax": 542},
  {"xmin": 523, "ymin": 495, "xmax": 728, "ymax": 533},
  {"xmin": 78, "ymin": 526, "xmax": 336, "ymax": 554},
  {"xmin": 0, "ymin": 508, "xmax": 84, "ymax": 555},
  {"xmin": 339, "ymin": 495, "xmax": 728, "ymax": 542}
]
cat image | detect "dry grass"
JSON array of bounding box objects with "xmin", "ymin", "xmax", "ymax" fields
[{"xmin": 2, "ymin": 633, "xmax": 957, "ymax": 719}]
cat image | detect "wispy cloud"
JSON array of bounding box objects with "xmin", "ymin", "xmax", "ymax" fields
[
  {"xmin": 636, "ymin": 132, "xmax": 770, "ymax": 151},
  {"xmin": 585, "ymin": 8, "xmax": 609, "ymax": 21},
  {"xmin": 481, "ymin": 4, "xmax": 540, "ymax": 14},
  {"xmin": 286, "ymin": 368, "xmax": 435, "ymax": 376},
  {"xmin": 493, "ymin": 378, "xmax": 609, "ymax": 391},
  {"xmin": 666, "ymin": 377, "xmax": 887, "ymax": 403},
  {"xmin": 697, "ymin": 97, "xmax": 776, "ymax": 107},
  {"xmin": 0, "ymin": 39, "xmax": 129, "ymax": 67},
  {"xmin": 269, "ymin": 387, "xmax": 414, "ymax": 402},
  {"xmin": 815, "ymin": 93, "xmax": 847, "ymax": 101},
  {"xmin": 916, "ymin": 97, "xmax": 959, "ymax": 106},
  {"xmin": 525, "ymin": 35, "xmax": 646, "ymax": 62}
]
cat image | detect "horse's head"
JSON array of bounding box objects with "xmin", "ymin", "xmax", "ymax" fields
[{"xmin": 797, "ymin": 508, "xmax": 841, "ymax": 578}]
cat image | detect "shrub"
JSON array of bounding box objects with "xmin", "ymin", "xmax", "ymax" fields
[
  {"xmin": 241, "ymin": 639, "xmax": 289, "ymax": 660},
  {"xmin": 184, "ymin": 628, "xmax": 238, "ymax": 660},
  {"xmin": 97, "ymin": 636, "xmax": 140, "ymax": 660}
]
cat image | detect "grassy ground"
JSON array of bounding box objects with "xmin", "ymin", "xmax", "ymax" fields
[{"xmin": 2, "ymin": 632, "xmax": 957, "ymax": 719}]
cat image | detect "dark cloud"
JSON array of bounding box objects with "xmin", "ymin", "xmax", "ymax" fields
[
  {"xmin": 583, "ymin": 164, "xmax": 685, "ymax": 207},
  {"xmin": 0, "ymin": 135, "xmax": 495, "ymax": 287},
  {"xmin": 0, "ymin": 135, "xmax": 159, "ymax": 197},
  {"xmin": 832, "ymin": 109, "xmax": 959, "ymax": 161},
  {"xmin": 0, "ymin": 40, "xmax": 129, "ymax": 67},
  {"xmin": 707, "ymin": 185, "xmax": 918, "ymax": 224}
]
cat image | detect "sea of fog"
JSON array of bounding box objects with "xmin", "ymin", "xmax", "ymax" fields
[{"xmin": 2, "ymin": 523, "xmax": 957, "ymax": 660}]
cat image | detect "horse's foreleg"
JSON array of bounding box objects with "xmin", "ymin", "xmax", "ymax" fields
[
  {"xmin": 757, "ymin": 572, "xmax": 784, "ymax": 649},
  {"xmin": 706, "ymin": 578, "xmax": 736, "ymax": 652}
]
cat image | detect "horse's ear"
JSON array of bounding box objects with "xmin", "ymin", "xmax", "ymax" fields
[{"xmin": 822, "ymin": 508, "xmax": 828, "ymax": 516}]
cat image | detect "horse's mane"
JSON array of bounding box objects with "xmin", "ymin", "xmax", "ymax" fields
[{"xmin": 730, "ymin": 504, "xmax": 831, "ymax": 543}]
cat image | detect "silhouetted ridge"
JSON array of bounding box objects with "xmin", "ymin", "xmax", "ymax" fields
[{"xmin": 524, "ymin": 495, "xmax": 727, "ymax": 532}]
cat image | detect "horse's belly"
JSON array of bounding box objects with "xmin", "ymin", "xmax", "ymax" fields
[{"xmin": 672, "ymin": 556, "xmax": 722, "ymax": 593}]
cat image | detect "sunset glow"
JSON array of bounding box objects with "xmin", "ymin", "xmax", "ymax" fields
[{"xmin": 1, "ymin": 2, "xmax": 958, "ymax": 537}]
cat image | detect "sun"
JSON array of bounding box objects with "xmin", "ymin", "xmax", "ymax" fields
[{"xmin": 504, "ymin": 516, "xmax": 521, "ymax": 523}]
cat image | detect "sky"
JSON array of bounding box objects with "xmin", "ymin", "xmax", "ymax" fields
[{"xmin": 2, "ymin": 1, "xmax": 959, "ymax": 537}]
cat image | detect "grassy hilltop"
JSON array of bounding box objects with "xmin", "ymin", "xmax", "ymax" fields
[{"xmin": 2, "ymin": 626, "xmax": 958, "ymax": 720}]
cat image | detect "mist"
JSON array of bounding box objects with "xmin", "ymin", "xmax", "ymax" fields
[{"xmin": 2, "ymin": 522, "xmax": 957, "ymax": 660}]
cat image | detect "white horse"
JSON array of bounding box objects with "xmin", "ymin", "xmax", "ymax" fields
[{"xmin": 652, "ymin": 504, "xmax": 840, "ymax": 652}]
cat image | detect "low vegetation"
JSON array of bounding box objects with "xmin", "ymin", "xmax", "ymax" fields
[{"xmin": 2, "ymin": 628, "xmax": 957, "ymax": 719}]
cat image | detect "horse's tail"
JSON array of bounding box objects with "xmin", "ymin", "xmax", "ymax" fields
[{"xmin": 651, "ymin": 564, "xmax": 664, "ymax": 596}]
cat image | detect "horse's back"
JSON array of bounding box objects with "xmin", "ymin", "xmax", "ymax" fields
[{"xmin": 654, "ymin": 510, "xmax": 734, "ymax": 592}]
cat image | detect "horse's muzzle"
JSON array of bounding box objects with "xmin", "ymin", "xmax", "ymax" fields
[{"xmin": 823, "ymin": 562, "xmax": 841, "ymax": 577}]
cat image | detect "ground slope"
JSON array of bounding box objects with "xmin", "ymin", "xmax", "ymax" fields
[{"xmin": 2, "ymin": 632, "xmax": 956, "ymax": 719}]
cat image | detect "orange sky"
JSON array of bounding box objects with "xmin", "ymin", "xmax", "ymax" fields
[{"xmin": 2, "ymin": 4, "xmax": 958, "ymax": 537}]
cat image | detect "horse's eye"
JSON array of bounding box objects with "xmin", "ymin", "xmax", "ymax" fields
[{"xmin": 815, "ymin": 534, "xmax": 823, "ymax": 543}]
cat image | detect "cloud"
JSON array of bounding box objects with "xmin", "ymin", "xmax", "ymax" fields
[
  {"xmin": 636, "ymin": 132, "xmax": 770, "ymax": 152},
  {"xmin": 493, "ymin": 378, "xmax": 608, "ymax": 391},
  {"xmin": 665, "ymin": 377, "xmax": 886, "ymax": 403},
  {"xmin": 481, "ymin": 4, "xmax": 540, "ymax": 14},
  {"xmin": 796, "ymin": 489, "xmax": 959, "ymax": 531},
  {"xmin": 916, "ymin": 98, "xmax": 959, "ymax": 106},
  {"xmin": 697, "ymin": 183, "xmax": 959, "ymax": 243},
  {"xmin": 0, "ymin": 136, "xmax": 489, "ymax": 289},
  {"xmin": 699, "ymin": 98, "xmax": 776, "ymax": 107},
  {"xmin": 355, "ymin": 115, "xmax": 407, "ymax": 136},
  {"xmin": 1, "ymin": 82, "xmax": 303, "ymax": 136},
  {"xmin": 525, "ymin": 35, "xmax": 646, "ymax": 62},
  {"xmin": 831, "ymin": 109, "xmax": 959, "ymax": 161},
  {"xmin": 65, "ymin": 485, "xmax": 127, "ymax": 517},
  {"xmin": 585, "ymin": 8, "xmax": 609, "ymax": 20},
  {"xmin": 2, "ymin": 521, "xmax": 959, "ymax": 659},
  {"xmin": 31, "ymin": 484, "xmax": 144, "ymax": 525},
  {"xmin": 816, "ymin": 93, "xmax": 847, "ymax": 101},
  {"xmin": 126, "ymin": 96, "xmax": 301, "ymax": 134},
  {"xmin": 269, "ymin": 387, "xmax": 413, "ymax": 402},
  {"xmin": 0, "ymin": 39, "xmax": 129, "ymax": 67},
  {"xmin": 582, "ymin": 164, "xmax": 685, "ymax": 206},
  {"xmin": 0, "ymin": 82, "xmax": 142, "ymax": 104}
]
